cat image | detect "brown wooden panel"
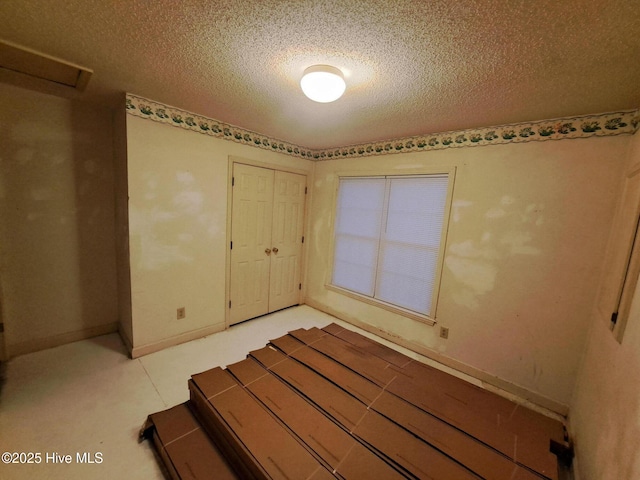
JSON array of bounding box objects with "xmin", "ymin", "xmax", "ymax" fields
[{"xmin": 144, "ymin": 325, "xmax": 563, "ymax": 480}]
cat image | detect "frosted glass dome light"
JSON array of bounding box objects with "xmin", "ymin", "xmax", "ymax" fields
[{"xmin": 300, "ymin": 65, "xmax": 346, "ymax": 103}]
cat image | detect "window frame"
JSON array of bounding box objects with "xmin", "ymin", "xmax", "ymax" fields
[
  {"xmin": 326, "ymin": 167, "xmax": 456, "ymax": 325},
  {"xmin": 596, "ymin": 165, "xmax": 640, "ymax": 343}
]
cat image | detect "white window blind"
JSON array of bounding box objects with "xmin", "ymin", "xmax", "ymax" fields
[{"xmin": 332, "ymin": 175, "xmax": 449, "ymax": 317}]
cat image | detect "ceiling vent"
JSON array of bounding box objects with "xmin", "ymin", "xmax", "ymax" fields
[{"xmin": 0, "ymin": 39, "xmax": 92, "ymax": 91}]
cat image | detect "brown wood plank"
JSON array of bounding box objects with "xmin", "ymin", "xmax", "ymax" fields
[
  {"xmin": 144, "ymin": 324, "xmax": 563, "ymax": 480},
  {"xmin": 322, "ymin": 323, "xmax": 413, "ymax": 367},
  {"xmin": 227, "ymin": 357, "xmax": 407, "ymax": 480},
  {"xmin": 372, "ymin": 391, "xmax": 541, "ymax": 480},
  {"xmin": 189, "ymin": 377, "xmax": 267, "ymax": 480},
  {"xmin": 251, "ymin": 345, "xmax": 369, "ymax": 431},
  {"xmin": 189, "ymin": 367, "xmax": 334, "ymax": 480},
  {"xmin": 295, "ymin": 328, "xmax": 558, "ymax": 480},
  {"xmin": 354, "ymin": 411, "xmax": 478, "ymax": 480},
  {"xmin": 270, "ymin": 335, "xmax": 544, "ymax": 480},
  {"xmin": 249, "ymin": 345, "xmax": 480, "ymax": 480},
  {"xmin": 397, "ymin": 360, "xmax": 565, "ymax": 445},
  {"xmin": 142, "ymin": 402, "xmax": 240, "ymax": 480},
  {"xmin": 271, "ymin": 334, "xmax": 381, "ymax": 405},
  {"xmin": 291, "ymin": 329, "xmax": 397, "ymax": 387},
  {"xmin": 324, "ymin": 322, "xmax": 565, "ymax": 446}
]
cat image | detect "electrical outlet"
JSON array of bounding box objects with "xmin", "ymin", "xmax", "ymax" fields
[
  {"xmin": 439, "ymin": 326, "xmax": 449, "ymax": 339},
  {"xmin": 177, "ymin": 307, "xmax": 186, "ymax": 320}
]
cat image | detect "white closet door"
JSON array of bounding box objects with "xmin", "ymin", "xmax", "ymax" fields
[
  {"xmin": 270, "ymin": 170, "xmax": 305, "ymax": 312},
  {"xmin": 230, "ymin": 164, "xmax": 274, "ymax": 325},
  {"xmin": 230, "ymin": 164, "xmax": 306, "ymax": 325}
]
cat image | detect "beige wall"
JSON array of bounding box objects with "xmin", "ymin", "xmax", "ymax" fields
[
  {"xmin": 3, "ymin": 83, "xmax": 639, "ymax": 478},
  {"xmin": 0, "ymin": 84, "xmax": 118, "ymax": 357},
  {"xmin": 570, "ymin": 131, "xmax": 640, "ymax": 480},
  {"xmin": 124, "ymin": 116, "xmax": 313, "ymax": 355},
  {"xmin": 113, "ymin": 104, "xmax": 133, "ymax": 347},
  {"xmin": 305, "ymin": 135, "xmax": 630, "ymax": 410},
  {"xmin": 3, "ymin": 84, "xmax": 638, "ymax": 476}
]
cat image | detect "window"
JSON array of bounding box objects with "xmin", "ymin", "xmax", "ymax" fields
[{"xmin": 331, "ymin": 173, "xmax": 451, "ymax": 322}]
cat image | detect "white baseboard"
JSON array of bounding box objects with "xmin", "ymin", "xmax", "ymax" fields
[
  {"xmin": 7, "ymin": 322, "xmax": 119, "ymax": 358},
  {"xmin": 129, "ymin": 323, "xmax": 226, "ymax": 359}
]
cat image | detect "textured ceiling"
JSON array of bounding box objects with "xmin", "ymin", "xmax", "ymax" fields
[{"xmin": 1, "ymin": 1, "xmax": 639, "ymax": 150}]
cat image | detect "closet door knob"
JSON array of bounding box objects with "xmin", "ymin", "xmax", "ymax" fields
[
  {"xmin": 265, "ymin": 248, "xmax": 271, "ymax": 255},
  {"xmin": 272, "ymin": 247, "xmax": 279, "ymax": 254}
]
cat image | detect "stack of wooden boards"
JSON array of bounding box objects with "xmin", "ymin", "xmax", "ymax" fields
[{"xmin": 141, "ymin": 323, "xmax": 569, "ymax": 480}]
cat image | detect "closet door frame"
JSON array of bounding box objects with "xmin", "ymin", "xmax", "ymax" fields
[{"xmin": 225, "ymin": 156, "xmax": 310, "ymax": 328}]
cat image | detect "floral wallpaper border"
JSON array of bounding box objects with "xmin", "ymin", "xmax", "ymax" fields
[
  {"xmin": 126, "ymin": 94, "xmax": 640, "ymax": 160},
  {"xmin": 126, "ymin": 94, "xmax": 316, "ymax": 158}
]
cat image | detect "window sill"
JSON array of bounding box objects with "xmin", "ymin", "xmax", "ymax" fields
[{"xmin": 325, "ymin": 284, "xmax": 436, "ymax": 326}]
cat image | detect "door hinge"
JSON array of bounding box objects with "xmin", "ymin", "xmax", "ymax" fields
[
  {"xmin": 302, "ymin": 236, "xmax": 305, "ymax": 244},
  {"xmin": 305, "ymin": 186, "xmax": 307, "ymax": 194},
  {"xmin": 230, "ymin": 241, "xmax": 233, "ymax": 250},
  {"xmin": 299, "ymin": 283, "xmax": 302, "ymax": 290},
  {"xmin": 232, "ymin": 177, "xmax": 235, "ymax": 187},
  {"xmin": 229, "ymin": 300, "xmax": 232, "ymax": 309},
  {"xmin": 0, "ymin": 322, "xmax": 3, "ymax": 333},
  {"xmin": 610, "ymin": 311, "xmax": 618, "ymax": 330}
]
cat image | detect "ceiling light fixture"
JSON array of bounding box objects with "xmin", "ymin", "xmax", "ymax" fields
[{"xmin": 300, "ymin": 65, "xmax": 346, "ymax": 103}]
